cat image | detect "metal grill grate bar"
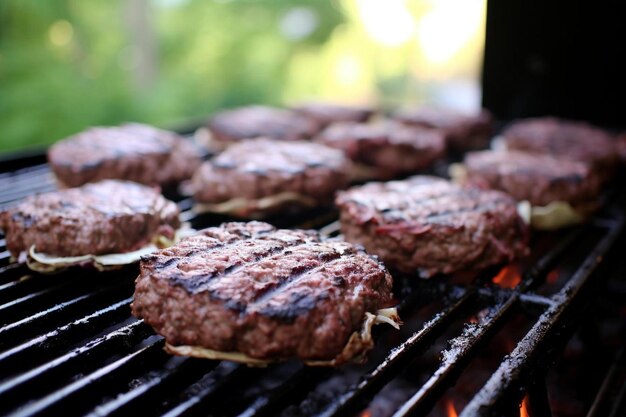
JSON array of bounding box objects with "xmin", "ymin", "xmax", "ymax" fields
[
  {"xmin": 11, "ymin": 337, "xmax": 165, "ymax": 417},
  {"xmin": 392, "ymin": 295, "xmax": 518, "ymax": 417},
  {"xmin": 460, "ymin": 216, "xmax": 624, "ymax": 416},
  {"xmin": 0, "ymin": 298, "xmax": 133, "ymax": 380},
  {"xmin": 160, "ymin": 362, "xmax": 247, "ymax": 417},
  {"xmin": 0, "ymin": 284, "xmax": 131, "ymax": 350},
  {"xmin": 83, "ymin": 358, "xmax": 219, "ymax": 417},
  {"xmin": 0, "ymin": 319, "xmax": 152, "ymax": 412},
  {"xmin": 319, "ymin": 291, "xmax": 475, "ymax": 417}
]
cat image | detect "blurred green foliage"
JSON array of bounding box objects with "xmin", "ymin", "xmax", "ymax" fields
[{"xmin": 0, "ymin": 0, "xmax": 344, "ymax": 153}]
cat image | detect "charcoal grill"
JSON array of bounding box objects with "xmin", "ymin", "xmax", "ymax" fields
[{"xmin": 0, "ymin": 147, "xmax": 625, "ymax": 417}]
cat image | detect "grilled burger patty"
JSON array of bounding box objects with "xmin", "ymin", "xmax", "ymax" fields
[
  {"xmin": 393, "ymin": 107, "xmax": 493, "ymax": 152},
  {"xmin": 463, "ymin": 150, "xmax": 603, "ymax": 206},
  {"xmin": 191, "ymin": 138, "xmax": 351, "ymax": 216},
  {"xmin": 48, "ymin": 123, "xmax": 202, "ymax": 187},
  {"xmin": 207, "ymin": 105, "xmax": 320, "ymax": 145},
  {"xmin": 315, "ymin": 121, "xmax": 446, "ymax": 180},
  {"xmin": 0, "ymin": 180, "xmax": 180, "ymax": 258},
  {"xmin": 291, "ymin": 102, "xmax": 374, "ymax": 128},
  {"xmin": 500, "ymin": 117, "xmax": 617, "ymax": 176},
  {"xmin": 132, "ymin": 221, "xmax": 396, "ymax": 363},
  {"xmin": 336, "ymin": 176, "xmax": 529, "ymax": 277}
]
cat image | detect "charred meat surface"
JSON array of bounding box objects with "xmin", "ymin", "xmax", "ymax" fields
[
  {"xmin": 500, "ymin": 117, "xmax": 617, "ymax": 178},
  {"xmin": 315, "ymin": 120, "xmax": 446, "ymax": 180},
  {"xmin": 336, "ymin": 176, "xmax": 529, "ymax": 277},
  {"xmin": 48, "ymin": 123, "xmax": 202, "ymax": 187},
  {"xmin": 207, "ymin": 105, "xmax": 320, "ymax": 145},
  {"xmin": 393, "ymin": 107, "xmax": 493, "ymax": 151},
  {"xmin": 463, "ymin": 150, "xmax": 603, "ymax": 206},
  {"xmin": 0, "ymin": 180, "xmax": 180, "ymax": 258},
  {"xmin": 132, "ymin": 221, "xmax": 395, "ymax": 363},
  {"xmin": 291, "ymin": 102, "xmax": 374, "ymax": 128},
  {"xmin": 191, "ymin": 138, "xmax": 351, "ymax": 217}
]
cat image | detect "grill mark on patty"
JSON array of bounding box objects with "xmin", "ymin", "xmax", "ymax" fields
[
  {"xmin": 164, "ymin": 234, "xmax": 314, "ymax": 294},
  {"xmin": 193, "ymin": 242, "xmax": 345, "ymax": 305},
  {"xmin": 244, "ymin": 249, "xmax": 347, "ymax": 306},
  {"xmin": 150, "ymin": 222, "xmax": 296, "ymax": 272},
  {"xmin": 247, "ymin": 255, "xmax": 357, "ymax": 322},
  {"xmin": 255, "ymin": 291, "xmax": 330, "ymax": 323}
]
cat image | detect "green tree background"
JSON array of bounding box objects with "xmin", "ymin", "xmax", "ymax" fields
[
  {"xmin": 0, "ymin": 0, "xmax": 344, "ymax": 153},
  {"xmin": 0, "ymin": 0, "xmax": 486, "ymax": 154}
]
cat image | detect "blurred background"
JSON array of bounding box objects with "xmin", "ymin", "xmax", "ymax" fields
[{"xmin": 0, "ymin": 0, "xmax": 486, "ymax": 153}]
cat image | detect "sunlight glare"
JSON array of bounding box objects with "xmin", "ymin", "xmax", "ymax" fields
[
  {"xmin": 356, "ymin": 0, "xmax": 415, "ymax": 47},
  {"xmin": 418, "ymin": 0, "xmax": 485, "ymax": 64}
]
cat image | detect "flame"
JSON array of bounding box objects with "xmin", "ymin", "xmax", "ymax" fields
[
  {"xmin": 468, "ymin": 316, "xmax": 478, "ymax": 324},
  {"xmin": 359, "ymin": 410, "xmax": 371, "ymax": 417},
  {"xmin": 446, "ymin": 399, "xmax": 458, "ymax": 417},
  {"xmin": 492, "ymin": 265, "xmax": 522, "ymax": 289},
  {"xmin": 546, "ymin": 269, "xmax": 559, "ymax": 285},
  {"xmin": 520, "ymin": 395, "xmax": 530, "ymax": 417}
]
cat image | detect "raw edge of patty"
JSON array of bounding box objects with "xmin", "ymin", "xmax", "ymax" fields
[
  {"xmin": 314, "ymin": 120, "xmax": 446, "ymax": 180},
  {"xmin": 191, "ymin": 138, "xmax": 351, "ymax": 217},
  {"xmin": 131, "ymin": 221, "xmax": 400, "ymax": 365},
  {"xmin": 48, "ymin": 123, "xmax": 202, "ymax": 188},
  {"xmin": 0, "ymin": 180, "xmax": 181, "ymax": 259},
  {"xmin": 335, "ymin": 176, "xmax": 529, "ymax": 278}
]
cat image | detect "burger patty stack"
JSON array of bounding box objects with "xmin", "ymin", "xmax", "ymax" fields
[{"xmin": 0, "ymin": 102, "xmax": 620, "ymax": 367}]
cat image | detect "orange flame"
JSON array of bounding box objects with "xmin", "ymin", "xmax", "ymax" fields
[
  {"xmin": 446, "ymin": 399, "xmax": 458, "ymax": 417},
  {"xmin": 546, "ymin": 270, "xmax": 559, "ymax": 285},
  {"xmin": 520, "ymin": 395, "xmax": 530, "ymax": 417},
  {"xmin": 359, "ymin": 410, "xmax": 371, "ymax": 417},
  {"xmin": 492, "ymin": 265, "xmax": 522, "ymax": 289}
]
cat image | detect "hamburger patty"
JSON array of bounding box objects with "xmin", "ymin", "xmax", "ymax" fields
[
  {"xmin": 191, "ymin": 138, "xmax": 351, "ymax": 216},
  {"xmin": 207, "ymin": 106, "xmax": 320, "ymax": 145},
  {"xmin": 291, "ymin": 102, "xmax": 374, "ymax": 128},
  {"xmin": 500, "ymin": 117, "xmax": 617, "ymax": 177},
  {"xmin": 393, "ymin": 107, "xmax": 493, "ymax": 151},
  {"xmin": 132, "ymin": 221, "xmax": 395, "ymax": 362},
  {"xmin": 315, "ymin": 121, "xmax": 446, "ymax": 180},
  {"xmin": 48, "ymin": 123, "xmax": 202, "ymax": 187},
  {"xmin": 336, "ymin": 176, "xmax": 529, "ymax": 277},
  {"xmin": 463, "ymin": 150, "xmax": 603, "ymax": 206},
  {"xmin": 0, "ymin": 180, "xmax": 180, "ymax": 258}
]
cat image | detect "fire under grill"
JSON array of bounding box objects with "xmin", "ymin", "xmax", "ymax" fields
[{"xmin": 0, "ymin": 151, "xmax": 625, "ymax": 417}]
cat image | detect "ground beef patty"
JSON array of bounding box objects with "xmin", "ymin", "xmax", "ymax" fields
[
  {"xmin": 393, "ymin": 107, "xmax": 493, "ymax": 152},
  {"xmin": 500, "ymin": 117, "xmax": 617, "ymax": 179},
  {"xmin": 315, "ymin": 121, "xmax": 446, "ymax": 180},
  {"xmin": 48, "ymin": 123, "xmax": 202, "ymax": 188},
  {"xmin": 191, "ymin": 138, "xmax": 351, "ymax": 217},
  {"xmin": 291, "ymin": 102, "xmax": 374, "ymax": 128},
  {"xmin": 336, "ymin": 176, "xmax": 529, "ymax": 278},
  {"xmin": 463, "ymin": 150, "xmax": 603, "ymax": 206},
  {"xmin": 0, "ymin": 180, "xmax": 180, "ymax": 258},
  {"xmin": 132, "ymin": 221, "xmax": 396, "ymax": 364},
  {"xmin": 207, "ymin": 105, "xmax": 320, "ymax": 146}
]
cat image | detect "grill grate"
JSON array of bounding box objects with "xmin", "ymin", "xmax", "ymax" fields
[{"xmin": 0, "ymin": 151, "xmax": 625, "ymax": 417}]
